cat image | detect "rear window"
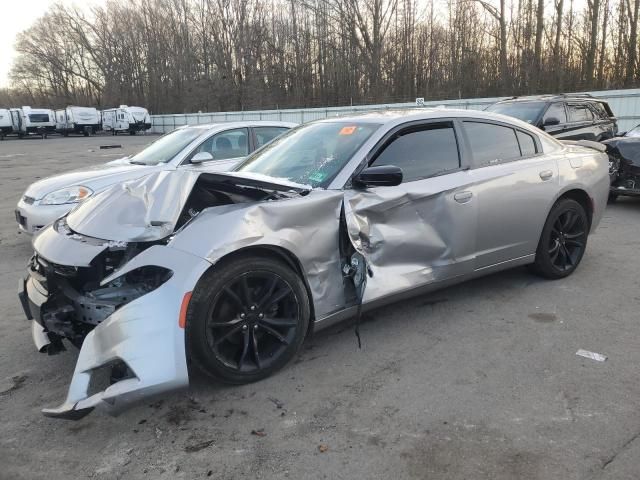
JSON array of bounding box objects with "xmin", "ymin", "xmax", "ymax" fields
[
  {"xmin": 255, "ymin": 127, "xmax": 290, "ymax": 148},
  {"xmin": 464, "ymin": 122, "xmax": 521, "ymax": 164},
  {"xmin": 516, "ymin": 131, "xmax": 537, "ymax": 156},
  {"xmin": 591, "ymin": 102, "xmax": 609, "ymax": 119}
]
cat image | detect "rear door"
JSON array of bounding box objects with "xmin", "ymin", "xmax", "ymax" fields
[
  {"xmin": 563, "ymin": 103, "xmax": 597, "ymax": 140},
  {"xmin": 343, "ymin": 120, "xmax": 478, "ymax": 301},
  {"xmin": 461, "ymin": 120, "xmax": 558, "ymax": 270}
]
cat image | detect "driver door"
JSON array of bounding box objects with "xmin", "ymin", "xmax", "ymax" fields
[{"xmin": 343, "ymin": 120, "xmax": 478, "ymax": 303}]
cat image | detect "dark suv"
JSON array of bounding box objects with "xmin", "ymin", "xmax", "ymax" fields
[{"xmin": 486, "ymin": 94, "xmax": 617, "ymax": 141}]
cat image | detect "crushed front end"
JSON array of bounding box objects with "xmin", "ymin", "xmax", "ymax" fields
[
  {"xmin": 19, "ymin": 217, "xmax": 211, "ymax": 419},
  {"xmin": 605, "ymin": 137, "xmax": 640, "ymax": 197}
]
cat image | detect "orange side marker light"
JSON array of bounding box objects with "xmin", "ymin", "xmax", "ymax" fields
[{"xmin": 179, "ymin": 291, "xmax": 193, "ymax": 329}]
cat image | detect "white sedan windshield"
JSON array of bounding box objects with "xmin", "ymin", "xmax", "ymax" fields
[{"xmin": 129, "ymin": 128, "xmax": 206, "ymax": 165}]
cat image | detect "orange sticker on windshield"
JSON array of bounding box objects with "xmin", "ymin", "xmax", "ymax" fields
[{"xmin": 339, "ymin": 126, "xmax": 357, "ymax": 135}]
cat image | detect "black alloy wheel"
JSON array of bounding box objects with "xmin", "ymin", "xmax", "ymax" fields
[
  {"xmin": 547, "ymin": 209, "xmax": 587, "ymax": 272},
  {"xmin": 531, "ymin": 198, "xmax": 589, "ymax": 279},
  {"xmin": 187, "ymin": 256, "xmax": 310, "ymax": 384}
]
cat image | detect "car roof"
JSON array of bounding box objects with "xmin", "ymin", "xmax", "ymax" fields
[
  {"xmin": 494, "ymin": 95, "xmax": 607, "ymax": 105},
  {"xmin": 182, "ymin": 120, "xmax": 297, "ymax": 130},
  {"xmin": 314, "ymin": 108, "xmax": 541, "ymax": 131}
]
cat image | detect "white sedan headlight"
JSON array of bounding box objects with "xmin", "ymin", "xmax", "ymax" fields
[{"xmin": 40, "ymin": 186, "xmax": 93, "ymax": 205}]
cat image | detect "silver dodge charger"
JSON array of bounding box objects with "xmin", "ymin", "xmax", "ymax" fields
[{"xmin": 19, "ymin": 109, "xmax": 610, "ymax": 419}]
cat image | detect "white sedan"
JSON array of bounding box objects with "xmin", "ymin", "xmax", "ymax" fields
[{"xmin": 15, "ymin": 121, "xmax": 296, "ymax": 234}]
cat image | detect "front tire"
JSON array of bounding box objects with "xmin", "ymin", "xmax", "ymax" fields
[
  {"xmin": 531, "ymin": 198, "xmax": 589, "ymax": 279},
  {"xmin": 186, "ymin": 256, "xmax": 310, "ymax": 384}
]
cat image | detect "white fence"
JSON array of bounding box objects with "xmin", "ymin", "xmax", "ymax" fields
[{"xmin": 150, "ymin": 88, "xmax": 640, "ymax": 134}]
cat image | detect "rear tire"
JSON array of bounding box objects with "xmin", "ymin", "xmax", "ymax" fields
[
  {"xmin": 531, "ymin": 198, "xmax": 589, "ymax": 279},
  {"xmin": 186, "ymin": 256, "xmax": 310, "ymax": 384}
]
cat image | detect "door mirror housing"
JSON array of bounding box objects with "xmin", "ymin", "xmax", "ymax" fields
[
  {"xmin": 191, "ymin": 151, "xmax": 214, "ymax": 164},
  {"xmin": 353, "ymin": 165, "xmax": 403, "ymax": 188},
  {"xmin": 543, "ymin": 117, "xmax": 560, "ymax": 127}
]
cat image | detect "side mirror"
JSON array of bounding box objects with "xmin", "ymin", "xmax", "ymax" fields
[
  {"xmin": 543, "ymin": 117, "xmax": 560, "ymax": 127},
  {"xmin": 191, "ymin": 151, "xmax": 214, "ymax": 164},
  {"xmin": 353, "ymin": 165, "xmax": 403, "ymax": 188}
]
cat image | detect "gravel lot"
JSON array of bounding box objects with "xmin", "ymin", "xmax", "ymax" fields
[{"xmin": 0, "ymin": 135, "xmax": 639, "ymax": 480}]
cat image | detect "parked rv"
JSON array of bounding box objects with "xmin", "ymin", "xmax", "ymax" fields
[
  {"xmin": 10, "ymin": 107, "xmax": 56, "ymax": 138},
  {"xmin": 0, "ymin": 109, "xmax": 12, "ymax": 139},
  {"xmin": 102, "ymin": 105, "xmax": 151, "ymax": 135},
  {"xmin": 55, "ymin": 106, "xmax": 101, "ymax": 136}
]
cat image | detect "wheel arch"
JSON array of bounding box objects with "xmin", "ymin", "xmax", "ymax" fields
[
  {"xmin": 198, "ymin": 245, "xmax": 317, "ymax": 336},
  {"xmin": 556, "ymin": 188, "xmax": 593, "ymax": 228}
]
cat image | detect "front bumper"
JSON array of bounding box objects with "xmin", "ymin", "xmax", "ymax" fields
[
  {"xmin": 20, "ymin": 242, "xmax": 211, "ymax": 419},
  {"xmin": 15, "ymin": 198, "xmax": 72, "ymax": 235}
]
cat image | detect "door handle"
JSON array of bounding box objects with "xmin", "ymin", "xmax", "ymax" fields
[
  {"xmin": 539, "ymin": 170, "xmax": 553, "ymax": 181},
  {"xmin": 454, "ymin": 191, "xmax": 473, "ymax": 203}
]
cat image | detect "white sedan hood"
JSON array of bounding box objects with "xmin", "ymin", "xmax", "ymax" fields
[{"xmin": 24, "ymin": 161, "xmax": 154, "ymax": 200}]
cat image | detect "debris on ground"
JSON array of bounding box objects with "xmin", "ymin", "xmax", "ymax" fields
[
  {"xmin": 184, "ymin": 440, "xmax": 215, "ymax": 453},
  {"xmin": 0, "ymin": 374, "xmax": 27, "ymax": 396},
  {"xmin": 251, "ymin": 429, "xmax": 267, "ymax": 437},
  {"xmin": 268, "ymin": 396, "xmax": 285, "ymax": 409},
  {"xmin": 576, "ymin": 349, "xmax": 608, "ymax": 362},
  {"xmin": 318, "ymin": 444, "xmax": 329, "ymax": 453}
]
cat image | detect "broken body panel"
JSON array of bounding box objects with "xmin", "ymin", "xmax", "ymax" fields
[
  {"xmin": 20, "ymin": 110, "xmax": 610, "ymax": 419},
  {"xmin": 604, "ymin": 137, "xmax": 640, "ymax": 197}
]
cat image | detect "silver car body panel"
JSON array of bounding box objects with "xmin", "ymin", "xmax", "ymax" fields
[
  {"xmin": 40, "ymin": 245, "xmax": 211, "ymax": 417},
  {"xmin": 23, "ymin": 109, "xmax": 609, "ymax": 417}
]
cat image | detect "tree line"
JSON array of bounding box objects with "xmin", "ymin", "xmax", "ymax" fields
[{"xmin": 0, "ymin": 0, "xmax": 638, "ymax": 114}]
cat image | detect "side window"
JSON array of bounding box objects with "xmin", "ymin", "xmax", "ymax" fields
[
  {"xmin": 591, "ymin": 102, "xmax": 608, "ymax": 119},
  {"xmin": 464, "ymin": 122, "xmax": 521, "ymax": 165},
  {"xmin": 568, "ymin": 104, "xmax": 594, "ymax": 122},
  {"xmin": 195, "ymin": 128, "xmax": 249, "ymax": 160},
  {"xmin": 516, "ymin": 130, "xmax": 537, "ymax": 156},
  {"xmin": 254, "ymin": 127, "xmax": 289, "ymax": 149},
  {"xmin": 543, "ymin": 103, "xmax": 567, "ymax": 124},
  {"xmin": 371, "ymin": 122, "xmax": 460, "ymax": 182}
]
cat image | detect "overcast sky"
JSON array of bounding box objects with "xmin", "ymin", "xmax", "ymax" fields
[{"xmin": 0, "ymin": 0, "xmax": 100, "ymax": 88}]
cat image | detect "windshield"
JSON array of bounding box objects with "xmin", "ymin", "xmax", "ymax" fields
[
  {"xmin": 128, "ymin": 128, "xmax": 205, "ymax": 165},
  {"xmin": 235, "ymin": 122, "xmax": 381, "ymax": 187},
  {"xmin": 486, "ymin": 102, "xmax": 546, "ymax": 124},
  {"xmin": 625, "ymin": 125, "xmax": 640, "ymax": 137}
]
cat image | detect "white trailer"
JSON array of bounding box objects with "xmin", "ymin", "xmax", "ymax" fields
[
  {"xmin": 11, "ymin": 106, "xmax": 56, "ymax": 138},
  {"xmin": 0, "ymin": 109, "xmax": 13, "ymax": 139},
  {"xmin": 55, "ymin": 106, "xmax": 101, "ymax": 136},
  {"xmin": 101, "ymin": 105, "xmax": 151, "ymax": 135}
]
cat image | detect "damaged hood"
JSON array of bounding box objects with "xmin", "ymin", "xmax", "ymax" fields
[
  {"xmin": 604, "ymin": 137, "xmax": 640, "ymax": 169},
  {"xmin": 65, "ymin": 170, "xmax": 311, "ymax": 242},
  {"xmin": 25, "ymin": 161, "xmax": 155, "ymax": 200}
]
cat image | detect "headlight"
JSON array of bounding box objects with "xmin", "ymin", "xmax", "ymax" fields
[{"xmin": 40, "ymin": 186, "xmax": 93, "ymax": 205}]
